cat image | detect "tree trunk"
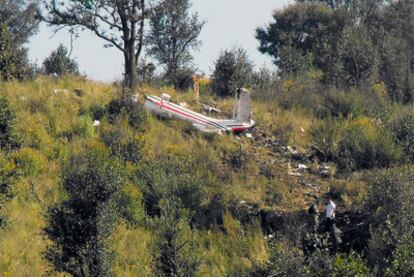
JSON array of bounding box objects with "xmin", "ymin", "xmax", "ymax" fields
[{"xmin": 124, "ymin": 43, "xmax": 137, "ymax": 89}]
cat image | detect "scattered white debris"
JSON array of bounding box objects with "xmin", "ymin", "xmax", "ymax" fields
[
  {"xmin": 19, "ymin": 96, "xmax": 27, "ymax": 101},
  {"xmin": 239, "ymin": 200, "xmax": 246, "ymax": 205},
  {"xmin": 287, "ymin": 145, "xmax": 298, "ymax": 155},
  {"xmin": 131, "ymin": 94, "xmax": 139, "ymax": 103},
  {"xmin": 300, "ymin": 127, "xmax": 305, "ymax": 133},
  {"xmin": 288, "ymin": 162, "xmax": 302, "ymax": 176},
  {"xmin": 93, "ymin": 120, "xmax": 101, "ymax": 127},
  {"xmin": 179, "ymin": 102, "xmax": 188, "ymax": 108},
  {"xmin": 198, "ymin": 101, "xmax": 222, "ymax": 114},
  {"xmin": 245, "ymin": 133, "xmax": 253, "ymax": 139},
  {"xmin": 53, "ymin": 89, "xmax": 68, "ymax": 95},
  {"xmin": 297, "ymin": 164, "xmax": 309, "ymax": 170}
]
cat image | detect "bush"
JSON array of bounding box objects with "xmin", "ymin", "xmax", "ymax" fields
[
  {"xmin": 12, "ymin": 147, "xmax": 47, "ymax": 178},
  {"xmin": 101, "ymin": 120, "xmax": 144, "ymax": 163},
  {"xmin": 389, "ymin": 108, "xmax": 414, "ymax": 161},
  {"xmin": 43, "ymin": 44, "xmax": 79, "ymax": 76},
  {"xmin": 0, "ymin": 93, "xmax": 18, "ymax": 150},
  {"xmin": 321, "ymin": 90, "xmax": 365, "ymax": 119},
  {"xmin": 337, "ymin": 118, "xmax": 401, "ymax": 171},
  {"xmin": 45, "ymin": 148, "xmax": 125, "ymax": 276},
  {"xmin": 152, "ymin": 198, "xmax": 199, "ymax": 276},
  {"xmin": 251, "ymin": 241, "xmax": 306, "ymax": 277},
  {"xmin": 211, "ymin": 47, "xmax": 253, "ymax": 97},
  {"xmin": 89, "ymin": 104, "xmax": 106, "ymax": 121},
  {"xmin": 386, "ymin": 241, "xmax": 414, "ymax": 277},
  {"xmin": 136, "ymin": 158, "xmax": 203, "ymax": 218},
  {"xmin": 0, "ymin": 152, "xmax": 16, "ymax": 226},
  {"xmin": 72, "ymin": 115, "xmax": 94, "ymax": 139},
  {"xmin": 363, "ymin": 168, "xmax": 414, "ymax": 274},
  {"xmin": 332, "ymin": 252, "xmax": 371, "ymax": 277},
  {"xmin": 312, "ymin": 117, "xmax": 401, "ymax": 171},
  {"xmin": 106, "ymin": 97, "xmax": 147, "ymax": 129}
]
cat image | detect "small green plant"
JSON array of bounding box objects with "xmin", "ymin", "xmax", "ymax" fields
[{"xmin": 12, "ymin": 147, "xmax": 47, "ymax": 178}]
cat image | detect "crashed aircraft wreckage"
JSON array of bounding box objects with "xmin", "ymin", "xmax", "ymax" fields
[{"xmin": 144, "ymin": 88, "xmax": 255, "ymax": 133}]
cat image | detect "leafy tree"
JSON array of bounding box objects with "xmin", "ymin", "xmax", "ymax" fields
[
  {"xmin": 211, "ymin": 47, "xmax": 253, "ymax": 97},
  {"xmin": 41, "ymin": 0, "xmax": 148, "ymax": 88},
  {"xmin": 378, "ymin": 0, "xmax": 414, "ymax": 103},
  {"xmin": 256, "ymin": 3, "xmax": 338, "ymax": 76},
  {"xmin": 0, "ymin": 0, "xmax": 39, "ymax": 45},
  {"xmin": 338, "ymin": 25, "xmax": 377, "ymax": 87},
  {"xmin": 137, "ymin": 58, "xmax": 156, "ymax": 84},
  {"xmin": 43, "ymin": 44, "xmax": 79, "ymax": 76},
  {"xmin": 146, "ymin": 0, "xmax": 204, "ymax": 89},
  {"xmin": 0, "ymin": 24, "xmax": 34, "ymax": 81},
  {"xmin": 256, "ymin": 2, "xmax": 379, "ymax": 86},
  {"xmin": 45, "ymin": 148, "xmax": 125, "ymax": 277},
  {"xmin": 0, "ymin": 1, "xmax": 39, "ymax": 80}
]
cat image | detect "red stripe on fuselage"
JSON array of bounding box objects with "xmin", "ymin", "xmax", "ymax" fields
[{"xmin": 146, "ymin": 97, "xmax": 228, "ymax": 130}]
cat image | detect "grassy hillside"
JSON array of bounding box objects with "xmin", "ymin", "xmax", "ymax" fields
[{"xmin": 1, "ymin": 75, "xmax": 412, "ymax": 276}]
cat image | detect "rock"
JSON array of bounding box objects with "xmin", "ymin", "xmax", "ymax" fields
[{"xmin": 73, "ymin": 88, "xmax": 85, "ymax": 97}]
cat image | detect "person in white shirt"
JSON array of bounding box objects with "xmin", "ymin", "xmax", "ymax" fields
[{"xmin": 325, "ymin": 198, "xmax": 336, "ymax": 220}]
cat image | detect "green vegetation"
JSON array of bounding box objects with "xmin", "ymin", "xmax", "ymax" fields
[
  {"xmin": 43, "ymin": 44, "xmax": 79, "ymax": 76},
  {"xmin": 2, "ymin": 0, "xmax": 414, "ymax": 276}
]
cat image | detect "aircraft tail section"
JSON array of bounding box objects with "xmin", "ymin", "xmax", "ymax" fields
[{"xmin": 234, "ymin": 88, "xmax": 252, "ymax": 123}]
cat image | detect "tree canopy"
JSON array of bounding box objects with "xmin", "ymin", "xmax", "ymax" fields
[
  {"xmin": 146, "ymin": 0, "xmax": 204, "ymax": 89},
  {"xmin": 41, "ymin": 0, "xmax": 148, "ymax": 88}
]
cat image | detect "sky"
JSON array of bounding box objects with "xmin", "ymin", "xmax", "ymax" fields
[{"xmin": 28, "ymin": 0, "xmax": 293, "ymax": 82}]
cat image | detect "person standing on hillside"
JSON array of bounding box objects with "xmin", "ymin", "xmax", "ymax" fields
[
  {"xmin": 325, "ymin": 196, "xmax": 340, "ymax": 253},
  {"xmin": 325, "ymin": 197, "xmax": 336, "ymax": 223}
]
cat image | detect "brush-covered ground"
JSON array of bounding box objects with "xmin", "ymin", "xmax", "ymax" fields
[{"xmin": 0, "ymin": 75, "xmax": 413, "ymax": 276}]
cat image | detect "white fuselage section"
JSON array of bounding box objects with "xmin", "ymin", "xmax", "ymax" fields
[{"xmin": 144, "ymin": 95, "xmax": 255, "ymax": 133}]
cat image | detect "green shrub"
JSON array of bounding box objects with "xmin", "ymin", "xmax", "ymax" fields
[
  {"xmin": 389, "ymin": 108, "xmax": 414, "ymax": 161},
  {"xmin": 106, "ymin": 97, "xmax": 147, "ymax": 129},
  {"xmin": 321, "ymin": 90, "xmax": 364, "ymax": 119},
  {"xmin": 136, "ymin": 158, "xmax": 203, "ymax": 218},
  {"xmin": 310, "ymin": 118, "xmax": 343, "ymax": 161},
  {"xmin": 45, "ymin": 147, "xmax": 125, "ymax": 276},
  {"xmin": 0, "ymin": 93, "xmax": 18, "ymax": 150},
  {"xmin": 89, "ymin": 103, "xmax": 106, "ymax": 121},
  {"xmin": 72, "ymin": 115, "xmax": 94, "ymax": 139},
  {"xmin": 101, "ymin": 120, "xmax": 144, "ymax": 163},
  {"xmin": 386, "ymin": 241, "xmax": 414, "ymax": 277},
  {"xmin": 116, "ymin": 183, "xmax": 146, "ymax": 226},
  {"xmin": 332, "ymin": 252, "xmax": 371, "ymax": 277},
  {"xmin": 363, "ymin": 168, "xmax": 414, "ymax": 274},
  {"xmin": 251, "ymin": 241, "xmax": 305, "ymax": 277},
  {"xmin": 337, "ymin": 118, "xmax": 401, "ymax": 171},
  {"xmin": 152, "ymin": 198, "xmax": 199, "ymax": 276},
  {"xmin": 12, "ymin": 147, "xmax": 47, "ymax": 178}
]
